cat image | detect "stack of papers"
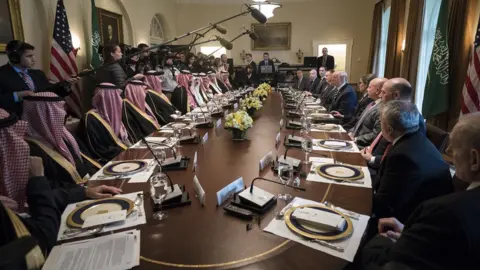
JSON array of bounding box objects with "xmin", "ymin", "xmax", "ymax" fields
[
  {"xmin": 89, "ymin": 159, "xmax": 156, "ymax": 183},
  {"xmin": 45, "ymin": 230, "xmax": 140, "ymax": 270},
  {"xmin": 306, "ymin": 157, "xmax": 372, "ymax": 188},
  {"xmin": 263, "ymin": 197, "xmax": 370, "ymax": 262},
  {"xmin": 57, "ymin": 192, "xmax": 146, "ymax": 241},
  {"xmin": 311, "ymin": 139, "xmax": 361, "ymax": 153}
]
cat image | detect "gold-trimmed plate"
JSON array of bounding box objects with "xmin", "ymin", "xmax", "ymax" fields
[
  {"xmin": 284, "ymin": 204, "xmax": 353, "ymax": 241},
  {"xmin": 103, "ymin": 160, "xmax": 148, "ymax": 176},
  {"xmin": 67, "ymin": 197, "xmax": 134, "ymax": 228},
  {"xmin": 311, "ymin": 124, "xmax": 339, "ymax": 131},
  {"xmin": 314, "ymin": 140, "xmax": 353, "ymax": 150},
  {"xmin": 315, "ymin": 163, "xmax": 364, "ymax": 182}
]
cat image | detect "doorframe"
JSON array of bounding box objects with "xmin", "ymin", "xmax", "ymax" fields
[{"xmin": 312, "ymin": 39, "xmax": 353, "ymax": 76}]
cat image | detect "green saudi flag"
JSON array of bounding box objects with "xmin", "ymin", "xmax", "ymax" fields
[
  {"xmin": 422, "ymin": 0, "xmax": 449, "ymax": 118},
  {"xmin": 90, "ymin": 0, "xmax": 102, "ymax": 68}
]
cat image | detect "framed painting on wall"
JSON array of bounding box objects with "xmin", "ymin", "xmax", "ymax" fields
[
  {"xmin": 251, "ymin": 22, "xmax": 291, "ymax": 51},
  {"xmin": 0, "ymin": 0, "xmax": 24, "ymax": 52},
  {"xmin": 97, "ymin": 8, "xmax": 123, "ymax": 45}
]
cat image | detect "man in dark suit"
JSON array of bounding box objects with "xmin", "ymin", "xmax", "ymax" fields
[
  {"xmin": 308, "ymin": 69, "xmax": 320, "ymax": 94},
  {"xmin": 329, "ymin": 71, "xmax": 357, "ymax": 122},
  {"xmin": 373, "ymin": 101, "xmax": 452, "ymax": 222},
  {"xmin": 258, "ymin": 52, "xmax": 275, "ymax": 74},
  {"xmin": 358, "ymin": 112, "xmax": 480, "ymax": 270},
  {"xmin": 360, "ymin": 78, "xmax": 426, "ymax": 172},
  {"xmin": 347, "ymin": 78, "xmax": 387, "ymax": 147},
  {"xmin": 293, "ymin": 70, "xmax": 309, "ymax": 91},
  {"xmin": 245, "ymin": 53, "xmax": 257, "ymax": 75},
  {"xmin": 343, "ymin": 74, "xmax": 377, "ymax": 130},
  {"xmin": 316, "ymin": 47, "xmax": 335, "ymax": 71},
  {"xmin": 319, "ymin": 69, "xmax": 336, "ymax": 103},
  {"xmin": 0, "ymin": 40, "xmax": 77, "ymax": 116}
]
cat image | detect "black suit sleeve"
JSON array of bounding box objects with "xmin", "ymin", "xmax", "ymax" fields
[
  {"xmin": 0, "ymin": 84, "xmax": 16, "ymax": 112},
  {"xmin": 22, "ymin": 176, "xmax": 61, "ymax": 252},
  {"xmin": 52, "ymin": 186, "xmax": 86, "ymax": 213},
  {"xmin": 31, "ymin": 70, "xmax": 71, "ymax": 97},
  {"xmin": 373, "ymin": 153, "xmax": 419, "ymax": 218}
]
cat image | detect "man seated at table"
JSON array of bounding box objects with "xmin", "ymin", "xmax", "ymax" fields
[
  {"xmin": 347, "ymin": 78, "xmax": 387, "ymax": 148},
  {"xmin": 319, "ymin": 70, "xmax": 336, "ymax": 104},
  {"xmin": 293, "ymin": 69, "xmax": 309, "ymax": 91},
  {"xmin": 22, "ymin": 92, "xmax": 100, "ymax": 188},
  {"xmin": 144, "ymin": 71, "xmax": 177, "ymax": 125},
  {"xmin": 360, "ymin": 78, "xmax": 426, "ymax": 173},
  {"xmin": 85, "ymin": 83, "xmax": 130, "ymax": 162},
  {"xmin": 122, "ymin": 80, "xmax": 161, "ymax": 143},
  {"xmin": 343, "ymin": 74, "xmax": 376, "ymax": 131},
  {"xmin": 358, "ymin": 112, "xmax": 480, "ymax": 270},
  {"xmin": 329, "ymin": 71, "xmax": 357, "ymax": 123},
  {"xmin": 373, "ymin": 100, "xmax": 452, "ymax": 223}
]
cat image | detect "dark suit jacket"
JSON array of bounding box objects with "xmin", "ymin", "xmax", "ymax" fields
[
  {"xmin": 241, "ymin": 73, "xmax": 259, "ymax": 87},
  {"xmin": 0, "ymin": 64, "xmax": 70, "ymax": 116},
  {"xmin": 343, "ymin": 94, "xmax": 373, "ymax": 130},
  {"xmin": 329, "ymin": 83, "xmax": 358, "ymax": 120},
  {"xmin": 258, "ymin": 60, "xmax": 275, "ymax": 74},
  {"xmin": 316, "ymin": 55, "xmax": 335, "ymax": 70},
  {"xmin": 352, "ymin": 102, "xmax": 381, "ymax": 147},
  {"xmin": 362, "ymin": 187, "xmax": 480, "ymax": 270},
  {"xmin": 246, "ymin": 61, "xmax": 257, "ymax": 74},
  {"xmin": 311, "ymin": 77, "xmax": 327, "ymax": 97},
  {"xmin": 293, "ymin": 76, "xmax": 310, "ymax": 91},
  {"xmin": 373, "ymin": 131, "xmax": 453, "ymax": 222}
]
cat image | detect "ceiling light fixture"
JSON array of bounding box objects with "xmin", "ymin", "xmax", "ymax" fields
[{"xmin": 250, "ymin": 0, "xmax": 282, "ymax": 19}]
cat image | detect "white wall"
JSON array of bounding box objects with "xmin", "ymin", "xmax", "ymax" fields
[
  {"xmin": 0, "ymin": 0, "xmax": 177, "ymax": 72},
  {"xmin": 175, "ymin": 0, "xmax": 377, "ymax": 82}
]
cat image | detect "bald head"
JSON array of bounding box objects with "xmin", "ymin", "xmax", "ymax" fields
[
  {"xmin": 380, "ymin": 78, "xmax": 413, "ymax": 103},
  {"xmin": 451, "ymin": 112, "xmax": 480, "ymax": 183},
  {"xmin": 367, "ymin": 78, "xmax": 388, "ymax": 100}
]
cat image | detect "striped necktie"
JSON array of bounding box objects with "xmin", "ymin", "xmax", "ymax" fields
[{"xmin": 19, "ymin": 71, "xmax": 35, "ymax": 90}]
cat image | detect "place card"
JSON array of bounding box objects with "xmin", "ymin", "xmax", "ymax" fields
[
  {"xmin": 193, "ymin": 176, "xmax": 206, "ymax": 206},
  {"xmin": 279, "ymin": 119, "xmax": 284, "ymax": 128},
  {"xmin": 216, "ymin": 118, "xmax": 222, "ymax": 128},
  {"xmin": 82, "ymin": 210, "xmax": 127, "ymax": 229},
  {"xmin": 193, "ymin": 151, "xmax": 198, "ymax": 171},
  {"xmin": 234, "ymin": 103, "xmax": 238, "ymax": 110},
  {"xmin": 275, "ymin": 132, "xmax": 281, "ymax": 146},
  {"xmin": 216, "ymin": 177, "xmax": 244, "ymax": 206},
  {"xmin": 259, "ymin": 151, "xmax": 274, "ymax": 171},
  {"xmin": 202, "ymin": 132, "xmax": 209, "ymax": 144}
]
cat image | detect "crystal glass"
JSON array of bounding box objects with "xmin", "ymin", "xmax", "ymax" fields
[
  {"xmin": 277, "ymin": 163, "xmax": 293, "ymax": 201},
  {"xmin": 153, "ymin": 149, "xmax": 167, "ymax": 163},
  {"xmin": 150, "ymin": 172, "xmax": 169, "ymax": 220},
  {"xmin": 301, "ymin": 138, "xmax": 312, "ymax": 165}
]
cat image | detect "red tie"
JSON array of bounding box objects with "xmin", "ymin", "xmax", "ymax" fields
[
  {"xmin": 381, "ymin": 144, "xmax": 392, "ymax": 162},
  {"xmin": 368, "ymin": 133, "xmax": 383, "ymax": 154},
  {"xmin": 20, "ymin": 71, "xmax": 35, "ymax": 90}
]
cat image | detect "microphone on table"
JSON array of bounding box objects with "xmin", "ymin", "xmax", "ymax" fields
[
  {"xmin": 211, "ymin": 23, "xmax": 228, "ymax": 34},
  {"xmin": 249, "ymin": 177, "xmax": 306, "ymax": 194},
  {"xmin": 141, "ymin": 137, "xmax": 176, "ymax": 192},
  {"xmin": 215, "ymin": 36, "xmax": 233, "ymax": 50},
  {"xmin": 245, "ymin": 5, "xmax": 268, "ymax": 24}
]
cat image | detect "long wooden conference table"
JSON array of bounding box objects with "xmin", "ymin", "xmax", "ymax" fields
[{"xmin": 89, "ymin": 92, "xmax": 372, "ymax": 269}]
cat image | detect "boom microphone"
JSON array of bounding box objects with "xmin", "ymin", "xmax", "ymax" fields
[
  {"xmin": 246, "ymin": 5, "xmax": 267, "ymax": 24},
  {"xmin": 216, "ymin": 36, "xmax": 233, "ymax": 50},
  {"xmin": 212, "ymin": 24, "xmax": 228, "ymax": 35},
  {"xmin": 248, "ymin": 31, "xmax": 258, "ymax": 41}
]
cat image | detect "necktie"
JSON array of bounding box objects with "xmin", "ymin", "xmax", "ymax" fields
[
  {"xmin": 20, "ymin": 71, "xmax": 35, "ymax": 90},
  {"xmin": 381, "ymin": 144, "xmax": 392, "ymax": 162},
  {"xmin": 322, "ymin": 56, "xmax": 327, "ymax": 67},
  {"xmin": 332, "ymin": 88, "xmax": 340, "ymax": 101},
  {"xmin": 368, "ymin": 133, "xmax": 383, "ymax": 154},
  {"xmin": 352, "ymin": 102, "xmax": 376, "ymax": 135},
  {"xmin": 298, "ymin": 78, "xmax": 302, "ymax": 89}
]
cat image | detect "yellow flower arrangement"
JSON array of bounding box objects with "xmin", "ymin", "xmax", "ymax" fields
[
  {"xmin": 224, "ymin": 110, "xmax": 253, "ymax": 131},
  {"xmin": 240, "ymin": 96, "xmax": 263, "ymax": 111},
  {"xmin": 258, "ymin": 82, "xmax": 273, "ymax": 93},
  {"xmin": 253, "ymin": 88, "xmax": 268, "ymax": 98}
]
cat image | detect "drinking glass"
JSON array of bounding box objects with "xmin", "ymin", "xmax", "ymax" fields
[
  {"xmin": 153, "ymin": 149, "xmax": 167, "ymax": 164},
  {"xmin": 301, "ymin": 138, "xmax": 312, "ymax": 165},
  {"xmin": 150, "ymin": 172, "xmax": 169, "ymax": 220},
  {"xmin": 277, "ymin": 163, "xmax": 293, "ymax": 201}
]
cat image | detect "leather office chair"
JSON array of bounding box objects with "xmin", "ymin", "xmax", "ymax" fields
[{"xmin": 426, "ymin": 123, "xmax": 449, "ymax": 154}]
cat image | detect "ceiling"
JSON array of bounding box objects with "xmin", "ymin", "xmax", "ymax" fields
[{"xmin": 175, "ymin": 0, "xmax": 313, "ymax": 4}]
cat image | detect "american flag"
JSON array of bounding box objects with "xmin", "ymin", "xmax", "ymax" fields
[
  {"xmin": 461, "ymin": 17, "xmax": 480, "ymax": 115},
  {"xmin": 49, "ymin": 0, "xmax": 81, "ymax": 117}
]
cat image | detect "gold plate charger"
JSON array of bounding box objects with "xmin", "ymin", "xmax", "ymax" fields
[
  {"xmin": 284, "ymin": 204, "xmax": 353, "ymax": 241},
  {"xmin": 315, "ymin": 163, "xmax": 364, "ymax": 182},
  {"xmin": 314, "ymin": 140, "xmax": 353, "ymax": 150},
  {"xmin": 103, "ymin": 160, "xmax": 148, "ymax": 176},
  {"xmin": 67, "ymin": 197, "xmax": 134, "ymax": 228},
  {"xmin": 311, "ymin": 124, "xmax": 339, "ymax": 131}
]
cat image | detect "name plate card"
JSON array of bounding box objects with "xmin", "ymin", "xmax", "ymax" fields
[
  {"xmin": 202, "ymin": 132, "xmax": 209, "ymax": 144},
  {"xmin": 193, "ymin": 151, "xmax": 198, "ymax": 171},
  {"xmin": 82, "ymin": 210, "xmax": 127, "ymax": 229},
  {"xmin": 216, "ymin": 177, "xmax": 244, "ymax": 206},
  {"xmin": 279, "ymin": 119, "xmax": 284, "ymax": 128},
  {"xmin": 193, "ymin": 176, "xmax": 206, "ymax": 206},
  {"xmin": 216, "ymin": 118, "xmax": 222, "ymax": 128},
  {"xmin": 275, "ymin": 132, "xmax": 281, "ymax": 146},
  {"xmin": 259, "ymin": 151, "xmax": 274, "ymax": 171}
]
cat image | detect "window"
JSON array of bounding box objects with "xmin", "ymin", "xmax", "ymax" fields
[
  {"xmin": 317, "ymin": 44, "xmax": 347, "ymax": 71},
  {"xmin": 200, "ymin": 46, "xmax": 226, "ymax": 58},
  {"xmin": 415, "ymin": 0, "xmax": 442, "ymax": 113},
  {"xmin": 150, "ymin": 14, "xmax": 165, "ymax": 45},
  {"xmin": 377, "ymin": 6, "xmax": 391, "ymax": 77}
]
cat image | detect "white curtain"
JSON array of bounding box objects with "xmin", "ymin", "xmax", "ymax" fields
[
  {"xmin": 415, "ymin": 0, "xmax": 442, "ymax": 112},
  {"xmin": 377, "ymin": 6, "xmax": 391, "ymax": 77}
]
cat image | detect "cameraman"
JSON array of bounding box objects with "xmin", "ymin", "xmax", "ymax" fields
[{"xmin": 135, "ymin": 43, "xmax": 153, "ymax": 74}]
